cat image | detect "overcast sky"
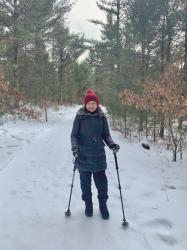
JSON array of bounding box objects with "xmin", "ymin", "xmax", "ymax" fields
[{"xmin": 68, "ymin": 0, "xmax": 106, "ymax": 40}]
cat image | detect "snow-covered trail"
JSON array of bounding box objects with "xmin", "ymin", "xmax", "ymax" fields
[{"xmin": 0, "ymin": 106, "xmax": 187, "ymax": 250}]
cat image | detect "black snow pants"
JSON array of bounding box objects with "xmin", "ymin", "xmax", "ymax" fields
[{"xmin": 78, "ymin": 170, "xmax": 108, "ymax": 203}]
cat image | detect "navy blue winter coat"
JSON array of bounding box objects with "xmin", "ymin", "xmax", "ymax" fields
[{"xmin": 71, "ymin": 106, "xmax": 115, "ymax": 172}]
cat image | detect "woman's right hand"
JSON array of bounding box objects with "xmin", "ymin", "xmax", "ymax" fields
[{"xmin": 73, "ymin": 147, "xmax": 79, "ymax": 159}]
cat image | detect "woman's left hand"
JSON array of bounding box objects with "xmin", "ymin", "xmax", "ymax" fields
[{"xmin": 110, "ymin": 144, "xmax": 120, "ymax": 153}]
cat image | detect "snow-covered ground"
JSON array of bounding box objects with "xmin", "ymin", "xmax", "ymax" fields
[{"xmin": 0, "ymin": 105, "xmax": 187, "ymax": 250}]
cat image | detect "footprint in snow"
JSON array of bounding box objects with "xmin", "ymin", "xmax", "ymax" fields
[
  {"xmin": 156, "ymin": 233, "xmax": 178, "ymax": 246},
  {"xmin": 9, "ymin": 190, "xmax": 17, "ymax": 196},
  {"xmin": 7, "ymin": 151, "xmax": 13, "ymax": 155},
  {"xmin": 141, "ymin": 191, "xmax": 154, "ymax": 198},
  {"xmin": 143, "ymin": 218, "xmax": 177, "ymax": 246},
  {"xmin": 0, "ymin": 128, "xmax": 8, "ymax": 134},
  {"xmin": 165, "ymin": 184, "xmax": 176, "ymax": 190},
  {"xmin": 178, "ymin": 185, "xmax": 187, "ymax": 190},
  {"xmin": 10, "ymin": 135, "xmax": 23, "ymax": 141},
  {"xmin": 143, "ymin": 218, "xmax": 173, "ymax": 230},
  {"xmin": 7, "ymin": 145, "xmax": 17, "ymax": 148}
]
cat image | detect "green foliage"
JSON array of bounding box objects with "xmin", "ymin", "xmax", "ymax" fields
[
  {"xmin": 87, "ymin": 0, "xmax": 186, "ymax": 149},
  {"xmin": 0, "ymin": 0, "xmax": 90, "ymax": 104}
]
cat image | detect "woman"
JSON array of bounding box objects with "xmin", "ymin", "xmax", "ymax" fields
[{"xmin": 71, "ymin": 89, "xmax": 120, "ymax": 219}]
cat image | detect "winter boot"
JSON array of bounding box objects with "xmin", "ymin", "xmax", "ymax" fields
[
  {"xmin": 85, "ymin": 201, "xmax": 93, "ymax": 217},
  {"xmin": 99, "ymin": 200, "xmax": 109, "ymax": 220}
]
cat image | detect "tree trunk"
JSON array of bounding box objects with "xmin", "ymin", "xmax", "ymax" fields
[
  {"xmin": 52, "ymin": 39, "xmax": 55, "ymax": 63},
  {"xmin": 172, "ymin": 147, "xmax": 177, "ymax": 162},
  {"xmin": 44, "ymin": 88, "xmax": 48, "ymax": 122},
  {"xmin": 141, "ymin": 39, "xmax": 146, "ymax": 82},
  {"xmin": 145, "ymin": 112, "xmax": 148, "ymax": 138},
  {"xmin": 116, "ymin": 0, "xmax": 120, "ymax": 72},
  {"xmin": 153, "ymin": 114, "xmax": 156, "ymax": 142},
  {"xmin": 139, "ymin": 111, "xmax": 144, "ymax": 134},
  {"xmin": 159, "ymin": 2, "xmax": 168, "ymax": 138},
  {"xmin": 184, "ymin": 4, "xmax": 187, "ymax": 84},
  {"xmin": 124, "ymin": 111, "xmax": 127, "ymax": 138},
  {"xmin": 169, "ymin": 119, "xmax": 177, "ymax": 161},
  {"xmin": 13, "ymin": 0, "xmax": 19, "ymax": 89},
  {"xmin": 58, "ymin": 44, "xmax": 63, "ymax": 104},
  {"xmin": 13, "ymin": 43, "xmax": 18, "ymax": 87},
  {"xmin": 179, "ymin": 139, "xmax": 182, "ymax": 160},
  {"xmin": 166, "ymin": 21, "xmax": 172, "ymax": 63},
  {"xmin": 159, "ymin": 112, "xmax": 165, "ymax": 138},
  {"xmin": 160, "ymin": 13, "xmax": 166, "ymax": 73},
  {"xmin": 145, "ymin": 42, "xmax": 151, "ymax": 70},
  {"xmin": 166, "ymin": 0, "xmax": 172, "ymax": 64}
]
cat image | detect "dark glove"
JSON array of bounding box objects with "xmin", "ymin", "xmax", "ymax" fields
[
  {"xmin": 110, "ymin": 144, "xmax": 120, "ymax": 153},
  {"xmin": 72, "ymin": 147, "xmax": 79, "ymax": 159}
]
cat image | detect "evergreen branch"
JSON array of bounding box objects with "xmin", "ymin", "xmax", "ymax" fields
[
  {"xmin": 0, "ymin": 1, "xmax": 13, "ymax": 14},
  {"xmin": 88, "ymin": 19, "xmax": 105, "ymax": 26},
  {"xmin": 96, "ymin": 2, "xmax": 117, "ymax": 15},
  {"xmin": 16, "ymin": 0, "xmax": 32, "ymax": 17}
]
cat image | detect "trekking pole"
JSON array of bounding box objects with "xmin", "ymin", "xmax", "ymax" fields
[
  {"xmin": 65, "ymin": 160, "xmax": 77, "ymax": 217},
  {"xmin": 113, "ymin": 152, "xmax": 129, "ymax": 227}
]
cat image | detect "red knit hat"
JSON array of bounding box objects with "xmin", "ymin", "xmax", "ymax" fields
[{"xmin": 84, "ymin": 89, "xmax": 100, "ymax": 105}]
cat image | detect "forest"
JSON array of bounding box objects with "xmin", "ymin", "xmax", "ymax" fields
[{"xmin": 0, "ymin": 0, "xmax": 187, "ymax": 161}]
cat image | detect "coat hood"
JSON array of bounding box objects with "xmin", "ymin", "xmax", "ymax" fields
[{"xmin": 76, "ymin": 106, "xmax": 105, "ymax": 117}]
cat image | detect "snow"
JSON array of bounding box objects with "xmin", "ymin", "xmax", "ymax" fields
[{"xmin": 0, "ymin": 105, "xmax": 187, "ymax": 250}]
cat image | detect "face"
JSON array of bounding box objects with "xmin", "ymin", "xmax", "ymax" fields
[{"xmin": 86, "ymin": 101, "xmax": 98, "ymax": 112}]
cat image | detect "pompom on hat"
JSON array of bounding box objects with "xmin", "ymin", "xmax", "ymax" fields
[{"xmin": 83, "ymin": 89, "xmax": 100, "ymax": 105}]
